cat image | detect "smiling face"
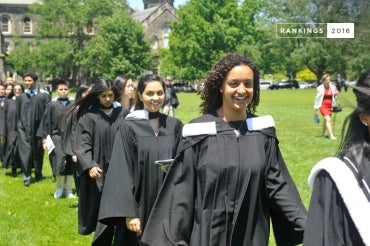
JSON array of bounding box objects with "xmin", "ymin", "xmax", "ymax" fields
[
  {"xmin": 138, "ymin": 81, "xmax": 165, "ymax": 112},
  {"xmin": 0, "ymin": 85, "xmax": 6, "ymax": 97},
  {"xmin": 220, "ymin": 65, "xmax": 254, "ymax": 120},
  {"xmin": 98, "ymin": 89, "xmax": 115, "ymax": 108},
  {"xmin": 13, "ymin": 85, "xmax": 23, "ymax": 96},
  {"xmin": 24, "ymin": 76, "xmax": 36, "ymax": 90}
]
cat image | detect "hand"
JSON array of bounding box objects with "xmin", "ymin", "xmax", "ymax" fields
[
  {"xmin": 89, "ymin": 166, "xmax": 102, "ymax": 179},
  {"xmin": 72, "ymin": 155, "xmax": 78, "ymax": 163},
  {"xmin": 126, "ymin": 217, "xmax": 142, "ymax": 234},
  {"xmin": 42, "ymin": 142, "xmax": 48, "ymax": 151},
  {"xmin": 0, "ymin": 136, "xmax": 5, "ymax": 144}
]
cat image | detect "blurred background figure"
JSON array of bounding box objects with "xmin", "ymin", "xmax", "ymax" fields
[
  {"xmin": 314, "ymin": 73, "xmax": 339, "ymax": 140},
  {"xmin": 162, "ymin": 75, "xmax": 179, "ymax": 117},
  {"xmin": 113, "ymin": 75, "xmax": 136, "ymax": 111}
]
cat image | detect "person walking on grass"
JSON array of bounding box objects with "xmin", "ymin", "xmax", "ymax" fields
[
  {"xmin": 74, "ymin": 79, "xmax": 129, "ymax": 245},
  {"xmin": 141, "ymin": 53, "xmax": 307, "ymax": 246},
  {"xmin": 38, "ymin": 79, "xmax": 76, "ymax": 199},
  {"xmin": 98, "ymin": 74, "xmax": 183, "ymax": 245},
  {"xmin": 314, "ymin": 73, "xmax": 339, "ymax": 140},
  {"xmin": 16, "ymin": 72, "xmax": 50, "ymax": 186},
  {"xmin": 162, "ymin": 75, "xmax": 179, "ymax": 117}
]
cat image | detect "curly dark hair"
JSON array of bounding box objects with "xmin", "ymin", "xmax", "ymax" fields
[{"xmin": 200, "ymin": 53, "xmax": 260, "ymax": 114}]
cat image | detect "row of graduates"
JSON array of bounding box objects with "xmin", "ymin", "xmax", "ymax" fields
[
  {"xmin": 5, "ymin": 53, "xmax": 368, "ymax": 245},
  {"xmin": 0, "ymin": 81, "xmax": 25, "ymax": 173},
  {"xmin": 93, "ymin": 54, "xmax": 308, "ymax": 246},
  {"xmin": 95, "ymin": 53, "xmax": 370, "ymax": 246}
]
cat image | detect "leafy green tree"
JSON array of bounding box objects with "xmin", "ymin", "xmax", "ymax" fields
[
  {"xmin": 161, "ymin": 0, "xmax": 261, "ymax": 80},
  {"xmin": 79, "ymin": 8, "xmax": 152, "ymax": 79},
  {"xmin": 5, "ymin": 37, "xmax": 39, "ymax": 75},
  {"xmin": 260, "ymin": 0, "xmax": 370, "ymax": 80},
  {"xmin": 6, "ymin": 0, "xmax": 153, "ymax": 84}
]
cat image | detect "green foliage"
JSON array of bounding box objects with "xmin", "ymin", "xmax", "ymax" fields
[
  {"xmin": 160, "ymin": 0, "xmax": 262, "ymax": 80},
  {"xmin": 0, "ymin": 89, "xmax": 356, "ymax": 245},
  {"xmin": 79, "ymin": 8, "xmax": 152, "ymax": 79},
  {"xmin": 258, "ymin": 0, "xmax": 370, "ymax": 79},
  {"xmin": 5, "ymin": 0, "xmax": 151, "ymax": 83}
]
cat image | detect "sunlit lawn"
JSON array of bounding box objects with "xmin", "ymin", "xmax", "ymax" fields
[{"xmin": 0, "ymin": 88, "xmax": 355, "ymax": 245}]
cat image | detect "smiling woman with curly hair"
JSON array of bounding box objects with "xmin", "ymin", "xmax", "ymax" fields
[
  {"xmin": 200, "ymin": 53, "xmax": 260, "ymax": 115},
  {"xmin": 142, "ymin": 53, "xmax": 307, "ymax": 246}
]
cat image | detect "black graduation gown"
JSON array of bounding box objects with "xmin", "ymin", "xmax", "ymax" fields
[
  {"xmin": 16, "ymin": 89, "xmax": 50, "ymax": 178},
  {"xmin": 61, "ymin": 103, "xmax": 77, "ymax": 157},
  {"xmin": 37, "ymin": 98, "xmax": 74, "ymax": 175},
  {"xmin": 2, "ymin": 97, "xmax": 19, "ymax": 169},
  {"xmin": 0, "ymin": 96, "xmax": 6, "ymax": 163},
  {"xmin": 75, "ymin": 104, "xmax": 128, "ymax": 235},
  {"xmin": 303, "ymin": 156, "xmax": 370, "ymax": 246},
  {"xmin": 141, "ymin": 114, "xmax": 307, "ymax": 246},
  {"xmin": 98, "ymin": 111, "xmax": 183, "ymax": 244}
]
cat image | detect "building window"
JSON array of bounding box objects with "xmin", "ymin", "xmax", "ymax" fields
[
  {"xmin": 162, "ymin": 24, "xmax": 170, "ymax": 48},
  {"xmin": 23, "ymin": 17, "xmax": 32, "ymax": 33},
  {"xmin": 5, "ymin": 42, "xmax": 10, "ymax": 53},
  {"xmin": 85, "ymin": 21, "xmax": 94, "ymax": 34},
  {"xmin": 151, "ymin": 36, "xmax": 159, "ymax": 50},
  {"xmin": 1, "ymin": 16, "xmax": 10, "ymax": 33}
]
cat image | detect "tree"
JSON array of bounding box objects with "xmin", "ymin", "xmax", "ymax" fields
[
  {"xmin": 160, "ymin": 0, "xmax": 261, "ymax": 80},
  {"xmin": 5, "ymin": 0, "xmax": 153, "ymax": 84},
  {"xmin": 78, "ymin": 8, "xmax": 152, "ymax": 79},
  {"xmin": 259, "ymin": 0, "xmax": 370, "ymax": 80}
]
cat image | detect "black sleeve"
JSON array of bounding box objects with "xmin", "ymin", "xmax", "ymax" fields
[
  {"xmin": 74, "ymin": 115, "xmax": 98, "ymax": 174},
  {"xmin": 141, "ymin": 138, "xmax": 197, "ymax": 246},
  {"xmin": 303, "ymin": 171, "xmax": 364, "ymax": 246},
  {"xmin": 267, "ymin": 137, "xmax": 307, "ymax": 246},
  {"xmin": 98, "ymin": 123, "xmax": 139, "ymax": 225},
  {"xmin": 36, "ymin": 102, "xmax": 51, "ymax": 139}
]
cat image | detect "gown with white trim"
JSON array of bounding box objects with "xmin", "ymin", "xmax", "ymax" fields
[{"xmin": 141, "ymin": 113, "xmax": 307, "ymax": 246}]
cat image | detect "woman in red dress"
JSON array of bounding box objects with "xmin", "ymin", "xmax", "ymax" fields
[{"xmin": 314, "ymin": 73, "xmax": 339, "ymax": 140}]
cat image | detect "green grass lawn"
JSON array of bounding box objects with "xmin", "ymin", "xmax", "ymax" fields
[{"xmin": 0, "ymin": 88, "xmax": 356, "ymax": 245}]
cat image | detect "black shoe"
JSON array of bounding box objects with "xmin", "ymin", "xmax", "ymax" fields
[
  {"xmin": 35, "ymin": 176, "xmax": 44, "ymax": 182},
  {"xmin": 12, "ymin": 168, "xmax": 17, "ymax": 177},
  {"xmin": 24, "ymin": 180, "xmax": 30, "ymax": 186}
]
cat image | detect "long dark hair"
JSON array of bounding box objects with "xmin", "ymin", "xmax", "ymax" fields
[
  {"xmin": 5, "ymin": 83, "xmax": 14, "ymax": 99},
  {"xmin": 75, "ymin": 78, "xmax": 118, "ymax": 121},
  {"xmin": 134, "ymin": 74, "xmax": 164, "ymax": 110},
  {"xmin": 75, "ymin": 84, "xmax": 91, "ymax": 103},
  {"xmin": 200, "ymin": 53, "xmax": 260, "ymax": 115},
  {"xmin": 337, "ymin": 70, "xmax": 370, "ymax": 183},
  {"xmin": 113, "ymin": 75, "xmax": 135, "ymax": 109}
]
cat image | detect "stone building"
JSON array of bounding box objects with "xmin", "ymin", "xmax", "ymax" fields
[
  {"xmin": 0, "ymin": 0, "xmax": 177, "ymax": 80},
  {"xmin": 0, "ymin": 0, "xmax": 38, "ymax": 80}
]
